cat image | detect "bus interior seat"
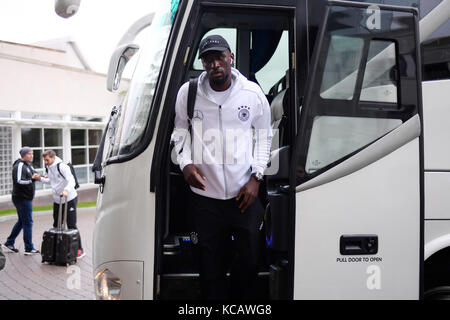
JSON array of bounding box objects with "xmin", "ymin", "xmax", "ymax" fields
[
  {"xmin": 269, "ymin": 72, "xmax": 290, "ymax": 149},
  {"xmin": 271, "ymin": 89, "xmax": 286, "ymax": 128}
]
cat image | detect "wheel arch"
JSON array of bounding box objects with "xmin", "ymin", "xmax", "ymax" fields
[{"xmin": 424, "ymin": 238, "xmax": 450, "ymax": 293}]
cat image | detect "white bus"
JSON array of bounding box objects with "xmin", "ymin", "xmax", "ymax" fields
[{"xmin": 92, "ymin": 0, "xmax": 450, "ymax": 299}]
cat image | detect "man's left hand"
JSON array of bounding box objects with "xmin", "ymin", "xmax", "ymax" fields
[
  {"xmin": 61, "ymin": 190, "xmax": 69, "ymax": 198},
  {"xmin": 236, "ymin": 176, "xmax": 260, "ymax": 213}
]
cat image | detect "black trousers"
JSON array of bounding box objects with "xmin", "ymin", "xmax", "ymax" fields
[
  {"xmin": 189, "ymin": 191, "xmax": 264, "ymax": 300},
  {"xmin": 53, "ymin": 197, "xmax": 82, "ymax": 250}
]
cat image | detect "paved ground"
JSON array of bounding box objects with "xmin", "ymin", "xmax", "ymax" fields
[{"xmin": 0, "ymin": 208, "xmax": 96, "ymax": 300}]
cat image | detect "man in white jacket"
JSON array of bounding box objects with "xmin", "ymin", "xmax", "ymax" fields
[
  {"xmin": 172, "ymin": 35, "xmax": 272, "ymax": 299},
  {"xmin": 36, "ymin": 150, "xmax": 84, "ymax": 258}
]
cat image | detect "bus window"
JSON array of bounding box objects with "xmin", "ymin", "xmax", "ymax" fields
[
  {"xmin": 422, "ymin": 36, "xmax": 450, "ymax": 81},
  {"xmin": 255, "ymin": 30, "xmax": 289, "ymax": 94},
  {"xmin": 298, "ymin": 4, "xmax": 418, "ymax": 180},
  {"xmin": 319, "ymin": 35, "xmax": 364, "ymax": 100},
  {"xmin": 360, "ymin": 40, "xmax": 399, "ymax": 103},
  {"xmin": 113, "ymin": 7, "xmax": 173, "ymax": 157},
  {"xmin": 421, "ymin": 0, "xmax": 450, "ymax": 81},
  {"xmin": 305, "ymin": 116, "xmax": 401, "ymax": 174}
]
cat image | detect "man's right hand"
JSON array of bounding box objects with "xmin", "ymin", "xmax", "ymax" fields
[{"xmin": 183, "ymin": 164, "xmax": 207, "ymax": 190}]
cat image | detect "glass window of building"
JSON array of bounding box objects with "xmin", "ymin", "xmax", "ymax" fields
[
  {"xmin": 21, "ymin": 128, "xmax": 63, "ymax": 190},
  {"xmin": 0, "ymin": 111, "xmax": 12, "ymax": 118},
  {"xmin": 21, "ymin": 113, "xmax": 63, "ymax": 120},
  {"xmin": 71, "ymin": 129, "xmax": 102, "ymax": 184},
  {"xmin": 0, "ymin": 126, "xmax": 13, "ymax": 196},
  {"xmin": 22, "ymin": 128, "xmax": 63, "ymax": 172}
]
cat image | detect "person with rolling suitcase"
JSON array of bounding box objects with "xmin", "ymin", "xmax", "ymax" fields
[
  {"xmin": 41, "ymin": 195, "xmax": 79, "ymax": 265},
  {"xmin": 35, "ymin": 149, "xmax": 85, "ymax": 259}
]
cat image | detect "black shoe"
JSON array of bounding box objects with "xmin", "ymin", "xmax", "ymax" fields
[
  {"xmin": 24, "ymin": 249, "xmax": 40, "ymax": 256},
  {"xmin": 2, "ymin": 244, "xmax": 18, "ymax": 253}
]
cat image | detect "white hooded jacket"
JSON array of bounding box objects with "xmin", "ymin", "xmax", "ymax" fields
[
  {"xmin": 172, "ymin": 68, "xmax": 272, "ymax": 200},
  {"xmin": 41, "ymin": 156, "xmax": 78, "ymax": 203}
]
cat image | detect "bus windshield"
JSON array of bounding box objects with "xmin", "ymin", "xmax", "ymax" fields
[{"xmin": 114, "ymin": 2, "xmax": 173, "ymax": 156}]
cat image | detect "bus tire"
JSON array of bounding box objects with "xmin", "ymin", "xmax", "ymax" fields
[
  {"xmin": 424, "ymin": 286, "xmax": 450, "ymax": 300},
  {"xmin": 424, "ymin": 247, "xmax": 450, "ymax": 300}
]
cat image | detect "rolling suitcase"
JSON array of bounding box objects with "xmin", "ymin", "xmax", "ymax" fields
[
  {"xmin": 41, "ymin": 227, "xmax": 56, "ymax": 263},
  {"xmin": 41, "ymin": 196, "xmax": 79, "ymax": 265}
]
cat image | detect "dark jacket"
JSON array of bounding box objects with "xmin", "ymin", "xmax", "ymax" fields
[{"xmin": 12, "ymin": 159, "xmax": 36, "ymax": 201}]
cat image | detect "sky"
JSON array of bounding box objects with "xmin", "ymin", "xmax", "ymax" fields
[{"xmin": 0, "ymin": 0, "xmax": 167, "ymax": 74}]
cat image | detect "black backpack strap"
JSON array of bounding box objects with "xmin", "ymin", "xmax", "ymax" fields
[
  {"xmin": 177, "ymin": 78, "xmax": 198, "ymax": 157},
  {"xmin": 187, "ymin": 78, "xmax": 198, "ymax": 132},
  {"xmin": 56, "ymin": 163, "xmax": 66, "ymax": 180}
]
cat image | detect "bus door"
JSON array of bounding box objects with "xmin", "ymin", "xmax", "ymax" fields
[{"xmin": 291, "ymin": 1, "xmax": 423, "ymax": 299}]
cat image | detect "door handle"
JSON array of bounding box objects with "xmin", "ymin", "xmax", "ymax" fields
[{"xmin": 340, "ymin": 235, "xmax": 378, "ymax": 255}]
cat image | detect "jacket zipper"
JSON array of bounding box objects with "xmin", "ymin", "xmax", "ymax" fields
[{"xmin": 219, "ymin": 105, "xmax": 228, "ymax": 199}]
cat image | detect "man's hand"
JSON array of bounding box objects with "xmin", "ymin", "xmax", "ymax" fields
[
  {"xmin": 61, "ymin": 190, "xmax": 69, "ymax": 198},
  {"xmin": 183, "ymin": 164, "xmax": 207, "ymax": 190},
  {"xmin": 236, "ymin": 176, "xmax": 260, "ymax": 213},
  {"xmin": 32, "ymin": 173, "xmax": 41, "ymax": 181}
]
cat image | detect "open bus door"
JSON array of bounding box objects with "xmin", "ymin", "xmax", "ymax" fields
[
  {"xmin": 151, "ymin": 0, "xmax": 423, "ymax": 300},
  {"xmin": 94, "ymin": 0, "xmax": 424, "ymax": 300},
  {"xmin": 286, "ymin": 1, "xmax": 423, "ymax": 299}
]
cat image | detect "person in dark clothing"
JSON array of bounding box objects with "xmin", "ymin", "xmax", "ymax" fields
[
  {"xmin": 1, "ymin": 147, "xmax": 40, "ymax": 255},
  {"xmin": 172, "ymin": 35, "xmax": 272, "ymax": 299}
]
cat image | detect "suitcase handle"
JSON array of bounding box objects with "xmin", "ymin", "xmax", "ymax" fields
[{"xmin": 58, "ymin": 195, "xmax": 68, "ymax": 231}]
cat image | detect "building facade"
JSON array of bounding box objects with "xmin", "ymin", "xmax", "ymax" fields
[{"xmin": 0, "ymin": 39, "xmax": 127, "ymax": 204}]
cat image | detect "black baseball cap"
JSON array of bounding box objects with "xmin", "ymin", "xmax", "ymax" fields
[{"xmin": 198, "ymin": 35, "xmax": 231, "ymax": 59}]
